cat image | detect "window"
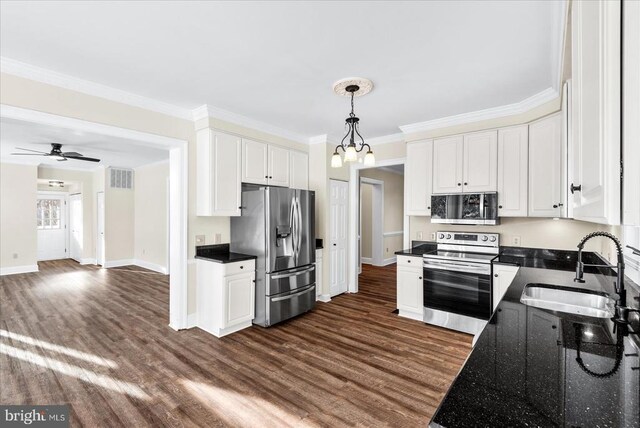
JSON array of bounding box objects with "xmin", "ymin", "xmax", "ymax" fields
[
  {"xmin": 623, "ymin": 225, "xmax": 640, "ymax": 286},
  {"xmin": 37, "ymin": 199, "xmax": 61, "ymax": 230}
]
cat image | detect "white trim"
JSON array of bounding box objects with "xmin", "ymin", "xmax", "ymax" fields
[
  {"xmin": 103, "ymin": 259, "xmax": 135, "ymax": 268},
  {"xmin": 317, "ymin": 294, "xmax": 332, "ymax": 303},
  {"xmin": 80, "ymin": 258, "xmax": 96, "ymax": 265},
  {"xmin": 377, "ymin": 166, "xmax": 404, "ymax": 176},
  {"xmin": 383, "ymin": 231, "xmax": 403, "ymax": 237},
  {"xmin": 551, "ymin": 0, "xmax": 569, "ymax": 92},
  {"xmin": 399, "ymin": 88, "xmax": 559, "ymax": 135},
  {"xmin": 308, "ymin": 134, "xmax": 328, "ymax": 145},
  {"xmin": 381, "ymin": 257, "xmax": 397, "ymax": 266},
  {"xmin": 186, "ymin": 313, "xmax": 198, "ymax": 329},
  {"xmin": 132, "ymin": 259, "xmax": 168, "ymax": 275},
  {"xmin": 192, "ymin": 104, "xmax": 308, "ymax": 144},
  {"xmin": 0, "ymin": 265, "xmax": 39, "ymax": 276},
  {"xmin": 133, "ymin": 159, "xmax": 170, "ymax": 170},
  {"xmin": 1, "ymin": 57, "xmax": 193, "ymax": 120},
  {"xmin": 367, "ymin": 133, "xmax": 405, "ymax": 146},
  {"xmin": 361, "ymin": 257, "xmax": 373, "ymax": 265}
]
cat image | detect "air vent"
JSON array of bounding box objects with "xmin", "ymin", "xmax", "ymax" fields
[{"xmin": 109, "ymin": 167, "xmax": 134, "ymax": 190}]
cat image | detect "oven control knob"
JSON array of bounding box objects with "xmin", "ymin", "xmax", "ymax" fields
[
  {"xmin": 489, "ymin": 236, "xmax": 496, "ymax": 242},
  {"xmin": 446, "ymin": 233, "xmax": 452, "ymax": 239},
  {"xmin": 438, "ymin": 233, "xmax": 445, "ymax": 239},
  {"xmin": 481, "ymin": 235, "xmax": 488, "ymax": 242}
]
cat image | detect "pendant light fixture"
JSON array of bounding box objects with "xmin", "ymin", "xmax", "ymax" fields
[{"xmin": 331, "ymin": 78, "xmax": 375, "ymax": 168}]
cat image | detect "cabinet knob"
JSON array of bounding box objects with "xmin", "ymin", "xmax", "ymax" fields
[
  {"xmin": 498, "ymin": 205, "xmax": 503, "ymax": 209},
  {"xmin": 457, "ymin": 183, "xmax": 461, "ymax": 186},
  {"xmin": 419, "ymin": 276, "xmax": 422, "ymax": 280},
  {"xmin": 464, "ymin": 182, "xmax": 468, "ymax": 185},
  {"xmin": 407, "ymin": 260, "xmax": 411, "ymax": 263},
  {"xmin": 240, "ymin": 266, "xmax": 244, "ymax": 269},
  {"xmin": 333, "ymin": 243, "xmax": 336, "ymax": 246},
  {"xmin": 570, "ymin": 183, "xmax": 582, "ymax": 194},
  {"xmin": 427, "ymin": 206, "xmax": 431, "ymax": 210},
  {"xmin": 494, "ymin": 274, "xmax": 498, "ymax": 277},
  {"xmin": 553, "ymin": 204, "xmax": 558, "ymax": 208},
  {"xmin": 269, "ymin": 176, "xmax": 273, "ymax": 179},
  {"xmin": 552, "ymin": 325, "xmax": 557, "ymax": 330}
]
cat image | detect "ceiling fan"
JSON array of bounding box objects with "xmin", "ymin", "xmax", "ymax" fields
[{"xmin": 11, "ymin": 143, "xmax": 100, "ymax": 163}]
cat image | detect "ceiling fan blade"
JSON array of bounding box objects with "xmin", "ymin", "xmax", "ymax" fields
[
  {"xmin": 10, "ymin": 153, "xmax": 44, "ymax": 156},
  {"xmin": 64, "ymin": 155, "xmax": 101, "ymax": 163},
  {"xmin": 14, "ymin": 147, "xmax": 49, "ymax": 154},
  {"xmin": 57, "ymin": 158, "xmax": 68, "ymax": 162},
  {"xmin": 61, "ymin": 151, "xmax": 83, "ymax": 157}
]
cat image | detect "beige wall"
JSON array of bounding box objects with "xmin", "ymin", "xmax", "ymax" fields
[
  {"xmin": 360, "ymin": 183, "xmax": 373, "ymax": 259},
  {"xmin": 105, "ymin": 183, "xmax": 135, "ymax": 261},
  {"xmin": 0, "ymin": 163, "xmax": 38, "ymax": 270},
  {"xmin": 134, "ymin": 161, "xmax": 169, "ymax": 269}
]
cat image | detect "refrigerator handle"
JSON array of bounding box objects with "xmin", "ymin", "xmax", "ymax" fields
[
  {"xmin": 296, "ymin": 196, "xmax": 302, "ymax": 259},
  {"xmin": 290, "ymin": 195, "xmax": 297, "ymax": 260}
]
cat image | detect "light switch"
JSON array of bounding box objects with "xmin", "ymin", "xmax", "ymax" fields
[{"xmin": 195, "ymin": 235, "xmax": 205, "ymax": 245}]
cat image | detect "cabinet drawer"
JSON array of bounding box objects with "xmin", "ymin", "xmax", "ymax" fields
[
  {"xmin": 397, "ymin": 256, "xmax": 422, "ymax": 269},
  {"xmin": 223, "ymin": 260, "xmax": 255, "ymax": 276}
]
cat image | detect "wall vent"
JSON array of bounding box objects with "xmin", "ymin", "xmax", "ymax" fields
[{"xmin": 109, "ymin": 167, "xmax": 134, "ymax": 190}]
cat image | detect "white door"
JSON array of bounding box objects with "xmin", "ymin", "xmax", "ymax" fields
[
  {"xmin": 69, "ymin": 194, "xmax": 83, "ymax": 262},
  {"xmin": 463, "ymin": 130, "xmax": 498, "ymax": 192},
  {"xmin": 268, "ymin": 145, "xmax": 290, "ymax": 187},
  {"xmin": 397, "ymin": 266, "xmax": 424, "ymax": 317},
  {"xmin": 289, "ymin": 151, "xmax": 309, "ymax": 190},
  {"xmin": 529, "ymin": 113, "xmax": 564, "ymax": 217},
  {"xmin": 497, "ymin": 126, "xmax": 529, "ymax": 217},
  {"xmin": 432, "ymin": 136, "xmax": 464, "ymax": 194},
  {"xmin": 241, "ymin": 139, "xmax": 269, "ymax": 185},
  {"xmin": 223, "ymin": 272, "xmax": 255, "ymax": 327},
  {"xmin": 96, "ymin": 191, "xmax": 105, "ymax": 266},
  {"xmin": 36, "ymin": 193, "xmax": 67, "ymax": 261},
  {"xmin": 405, "ymin": 140, "xmax": 433, "ymax": 215},
  {"xmin": 329, "ymin": 179, "xmax": 348, "ymax": 297},
  {"xmin": 213, "ymin": 132, "xmax": 242, "ymax": 215}
]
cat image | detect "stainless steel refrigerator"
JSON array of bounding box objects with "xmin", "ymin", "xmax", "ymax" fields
[{"xmin": 230, "ymin": 185, "xmax": 316, "ymax": 327}]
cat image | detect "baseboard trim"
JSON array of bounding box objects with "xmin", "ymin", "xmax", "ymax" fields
[
  {"xmin": 381, "ymin": 257, "xmax": 397, "ymax": 266},
  {"xmin": 80, "ymin": 258, "xmax": 97, "ymax": 265},
  {"xmin": 361, "ymin": 257, "xmax": 373, "ymax": 265},
  {"xmin": 0, "ymin": 264, "xmax": 39, "ymax": 276},
  {"xmin": 317, "ymin": 294, "xmax": 332, "ymax": 303},
  {"xmin": 103, "ymin": 259, "xmax": 135, "ymax": 268},
  {"xmin": 186, "ymin": 313, "xmax": 198, "ymax": 329},
  {"xmin": 132, "ymin": 259, "xmax": 168, "ymax": 274}
]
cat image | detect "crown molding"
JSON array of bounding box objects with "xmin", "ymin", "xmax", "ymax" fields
[
  {"xmin": 399, "ymin": 87, "xmax": 559, "ymax": 135},
  {"xmin": 366, "ymin": 132, "xmax": 405, "ymax": 146},
  {"xmin": 1, "ymin": 57, "xmax": 193, "ymax": 120},
  {"xmin": 308, "ymin": 134, "xmax": 328, "ymax": 145},
  {"xmin": 192, "ymin": 104, "xmax": 308, "ymax": 144}
]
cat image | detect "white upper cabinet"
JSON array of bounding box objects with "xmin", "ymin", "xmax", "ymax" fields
[
  {"xmin": 529, "ymin": 113, "xmax": 565, "ymax": 217},
  {"xmin": 242, "ymin": 139, "xmax": 269, "ymax": 185},
  {"xmin": 405, "ymin": 139, "xmax": 433, "ymax": 215},
  {"xmin": 196, "ymin": 129, "xmax": 242, "ymax": 216},
  {"xmin": 497, "ymin": 126, "xmax": 528, "ymax": 217},
  {"xmin": 463, "ymin": 130, "xmax": 498, "ymax": 192},
  {"xmin": 571, "ymin": 0, "xmax": 621, "ymax": 225},
  {"xmin": 432, "ymin": 135, "xmax": 464, "ymax": 194},
  {"xmin": 268, "ymin": 145, "xmax": 290, "ymax": 187},
  {"xmin": 289, "ymin": 151, "xmax": 309, "ymax": 190}
]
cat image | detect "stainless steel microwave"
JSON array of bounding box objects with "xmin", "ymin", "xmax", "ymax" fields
[{"xmin": 430, "ymin": 193, "xmax": 499, "ymax": 225}]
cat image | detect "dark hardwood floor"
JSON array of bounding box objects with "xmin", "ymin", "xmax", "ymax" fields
[{"xmin": 0, "ymin": 260, "xmax": 471, "ymax": 427}]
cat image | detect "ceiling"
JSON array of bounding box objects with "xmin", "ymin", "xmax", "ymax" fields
[
  {"xmin": 0, "ymin": 117, "xmax": 168, "ymax": 170},
  {"xmin": 0, "ymin": 1, "xmax": 564, "ymax": 141}
]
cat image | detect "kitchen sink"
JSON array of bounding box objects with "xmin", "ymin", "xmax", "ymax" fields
[{"xmin": 520, "ymin": 283, "xmax": 615, "ymax": 318}]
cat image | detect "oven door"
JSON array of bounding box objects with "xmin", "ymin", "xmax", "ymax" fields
[{"xmin": 423, "ymin": 258, "xmax": 491, "ymax": 320}]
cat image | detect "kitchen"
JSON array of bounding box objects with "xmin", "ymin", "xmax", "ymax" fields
[{"xmin": 0, "ymin": 1, "xmax": 639, "ymax": 426}]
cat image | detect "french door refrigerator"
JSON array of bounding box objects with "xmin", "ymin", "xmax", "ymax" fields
[{"xmin": 231, "ymin": 185, "xmax": 316, "ymax": 327}]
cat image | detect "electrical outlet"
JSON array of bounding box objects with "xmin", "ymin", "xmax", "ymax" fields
[
  {"xmin": 417, "ymin": 231, "xmax": 423, "ymax": 240},
  {"xmin": 214, "ymin": 233, "xmax": 222, "ymax": 244},
  {"xmin": 195, "ymin": 235, "xmax": 205, "ymax": 245},
  {"xmin": 512, "ymin": 236, "xmax": 521, "ymax": 246},
  {"xmin": 430, "ymin": 232, "xmax": 436, "ymax": 241}
]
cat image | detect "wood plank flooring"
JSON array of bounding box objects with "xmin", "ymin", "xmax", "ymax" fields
[{"xmin": 0, "ymin": 260, "xmax": 471, "ymax": 427}]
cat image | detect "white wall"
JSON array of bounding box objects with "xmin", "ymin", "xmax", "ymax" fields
[{"xmin": 0, "ymin": 163, "xmax": 38, "ymax": 273}]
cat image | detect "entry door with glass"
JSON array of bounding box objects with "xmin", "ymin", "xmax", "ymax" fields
[{"xmin": 36, "ymin": 193, "xmax": 67, "ymax": 261}]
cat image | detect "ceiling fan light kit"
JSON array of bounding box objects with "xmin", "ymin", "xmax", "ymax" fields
[{"xmin": 331, "ymin": 77, "xmax": 375, "ymax": 168}]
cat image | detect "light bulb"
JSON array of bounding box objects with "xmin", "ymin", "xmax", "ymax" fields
[
  {"xmin": 364, "ymin": 150, "xmax": 375, "ymax": 166},
  {"xmin": 344, "ymin": 145, "xmax": 357, "ymax": 162},
  {"xmin": 331, "ymin": 152, "xmax": 343, "ymax": 168}
]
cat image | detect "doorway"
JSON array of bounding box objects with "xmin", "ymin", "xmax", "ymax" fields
[
  {"xmin": 96, "ymin": 191, "xmax": 105, "ymax": 266},
  {"xmin": 359, "ymin": 177, "xmax": 384, "ymax": 269},
  {"xmin": 36, "ymin": 192, "xmax": 68, "ymax": 261}
]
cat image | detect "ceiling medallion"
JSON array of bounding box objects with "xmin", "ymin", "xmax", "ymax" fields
[{"xmin": 331, "ymin": 77, "xmax": 375, "ymax": 168}]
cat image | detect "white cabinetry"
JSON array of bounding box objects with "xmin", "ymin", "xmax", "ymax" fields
[
  {"xmin": 196, "ymin": 129, "xmax": 242, "ymax": 216},
  {"xmin": 315, "ymin": 248, "xmax": 323, "ymax": 300},
  {"xmin": 197, "ymin": 259, "xmax": 255, "ymax": 337},
  {"xmin": 396, "ymin": 255, "xmax": 423, "ymax": 321},
  {"xmin": 497, "ymin": 126, "xmax": 529, "ymax": 217},
  {"xmin": 529, "ymin": 113, "xmax": 565, "ymax": 217},
  {"xmin": 289, "ymin": 151, "xmax": 309, "ymax": 190},
  {"xmin": 492, "ymin": 264, "xmax": 519, "ymax": 311},
  {"xmin": 405, "ymin": 140, "xmax": 433, "ymax": 215},
  {"xmin": 571, "ymin": 0, "xmax": 621, "ymax": 225},
  {"xmin": 432, "ymin": 131, "xmax": 497, "ymax": 194},
  {"xmin": 242, "ymin": 139, "xmax": 269, "ymax": 185},
  {"xmin": 268, "ymin": 145, "xmax": 290, "ymax": 187},
  {"xmin": 432, "ymin": 136, "xmax": 464, "ymax": 194}
]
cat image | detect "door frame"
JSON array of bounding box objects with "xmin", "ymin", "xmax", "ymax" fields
[
  {"xmin": 36, "ymin": 190, "xmax": 69, "ymax": 261},
  {"xmin": 96, "ymin": 191, "xmax": 105, "ymax": 266},
  {"xmin": 359, "ymin": 177, "xmax": 384, "ymax": 267},
  {"xmin": 1, "ymin": 105, "xmax": 189, "ymax": 331},
  {"xmin": 348, "ymin": 158, "xmax": 408, "ymax": 294}
]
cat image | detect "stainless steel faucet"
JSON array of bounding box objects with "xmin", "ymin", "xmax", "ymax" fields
[{"xmin": 574, "ymin": 231, "xmax": 630, "ymax": 323}]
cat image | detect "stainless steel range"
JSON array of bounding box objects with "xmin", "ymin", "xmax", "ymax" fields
[{"xmin": 422, "ymin": 231, "xmax": 499, "ymax": 335}]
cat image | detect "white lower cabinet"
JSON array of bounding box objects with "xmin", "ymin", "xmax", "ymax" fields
[
  {"xmin": 197, "ymin": 259, "xmax": 255, "ymax": 337},
  {"xmin": 315, "ymin": 248, "xmax": 323, "ymax": 300},
  {"xmin": 492, "ymin": 264, "xmax": 519, "ymax": 311},
  {"xmin": 396, "ymin": 256, "xmax": 424, "ymax": 321}
]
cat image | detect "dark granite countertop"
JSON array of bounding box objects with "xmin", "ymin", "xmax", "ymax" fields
[
  {"xmin": 492, "ymin": 246, "xmax": 615, "ymax": 274},
  {"xmin": 395, "ymin": 241, "xmax": 437, "ymax": 257},
  {"xmin": 195, "ymin": 244, "xmax": 256, "ymax": 264},
  {"xmin": 430, "ymin": 265, "xmax": 640, "ymax": 428}
]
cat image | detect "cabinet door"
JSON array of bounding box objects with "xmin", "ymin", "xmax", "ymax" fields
[
  {"xmin": 432, "ymin": 136, "xmax": 464, "ymax": 194},
  {"xmin": 223, "ymin": 272, "xmax": 255, "ymax": 327},
  {"xmin": 397, "ymin": 266, "xmax": 423, "ymax": 315},
  {"xmin": 497, "ymin": 126, "xmax": 528, "ymax": 216},
  {"xmin": 571, "ymin": 0, "xmax": 621, "ymax": 225},
  {"xmin": 529, "ymin": 113, "xmax": 564, "ymax": 217},
  {"xmin": 213, "ymin": 132, "xmax": 242, "ymax": 216},
  {"xmin": 492, "ymin": 264, "xmax": 519, "ymax": 310},
  {"xmin": 242, "ymin": 139, "xmax": 269, "ymax": 185},
  {"xmin": 463, "ymin": 131, "xmax": 498, "ymax": 192},
  {"xmin": 289, "ymin": 151, "xmax": 309, "ymax": 190},
  {"xmin": 268, "ymin": 145, "xmax": 290, "ymax": 187},
  {"xmin": 405, "ymin": 140, "xmax": 433, "ymax": 215}
]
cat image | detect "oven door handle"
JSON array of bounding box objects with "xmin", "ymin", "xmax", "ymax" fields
[{"xmin": 423, "ymin": 260, "xmax": 490, "ymax": 275}]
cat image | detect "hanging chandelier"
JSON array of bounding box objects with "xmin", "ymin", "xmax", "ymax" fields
[{"xmin": 331, "ymin": 78, "xmax": 375, "ymax": 168}]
